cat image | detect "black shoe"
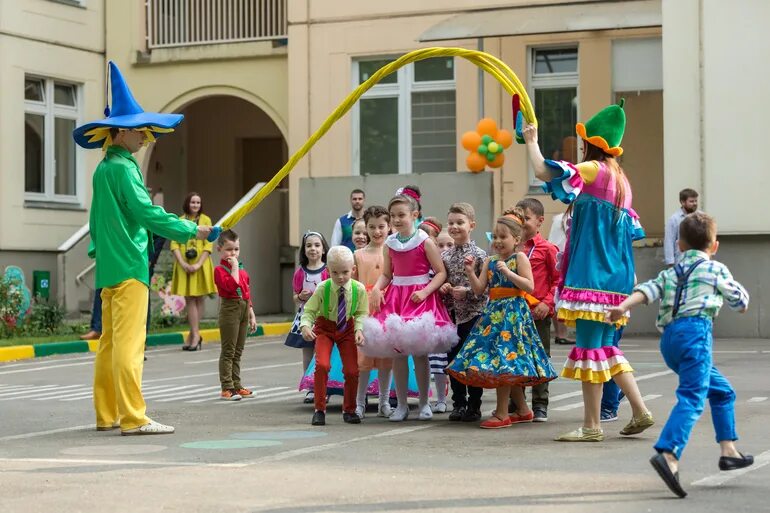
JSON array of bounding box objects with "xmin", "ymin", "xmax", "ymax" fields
[
  {"xmin": 311, "ymin": 411, "xmax": 326, "ymax": 426},
  {"xmin": 462, "ymin": 408, "xmax": 482, "ymax": 422},
  {"xmin": 719, "ymin": 453, "xmax": 754, "ymax": 471},
  {"xmin": 554, "ymin": 337, "xmax": 575, "ymax": 345},
  {"xmin": 448, "ymin": 406, "xmax": 466, "ymax": 422},
  {"xmin": 533, "ymin": 408, "xmax": 548, "ymax": 422},
  {"xmin": 649, "ymin": 453, "xmax": 687, "ymax": 498},
  {"xmin": 342, "ymin": 412, "xmax": 361, "ymax": 424}
]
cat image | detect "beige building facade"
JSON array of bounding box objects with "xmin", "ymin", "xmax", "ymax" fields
[
  {"xmin": 3, "ymin": 0, "xmax": 767, "ymax": 334},
  {"xmin": 0, "ymin": 0, "xmax": 106, "ymax": 300}
]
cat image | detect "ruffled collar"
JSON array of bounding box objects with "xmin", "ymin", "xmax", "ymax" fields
[{"xmin": 385, "ymin": 229, "xmax": 428, "ymax": 252}]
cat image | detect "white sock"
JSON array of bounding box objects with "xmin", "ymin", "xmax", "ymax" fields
[
  {"xmin": 434, "ymin": 373, "xmax": 448, "ymax": 403},
  {"xmin": 356, "ymin": 369, "xmax": 371, "ymax": 409},
  {"xmin": 413, "ymin": 355, "xmax": 431, "ymax": 410},
  {"xmin": 378, "ymin": 366, "xmax": 393, "ymax": 407}
]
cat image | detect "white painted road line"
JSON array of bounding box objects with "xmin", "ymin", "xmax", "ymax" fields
[
  {"xmin": 190, "ymin": 386, "xmax": 290, "ymax": 404},
  {"xmin": 142, "ymin": 362, "xmax": 300, "ymax": 384},
  {"xmin": 252, "ymin": 391, "xmax": 307, "ymax": 404},
  {"xmin": 748, "ymin": 397, "xmax": 768, "ymax": 403},
  {"xmin": 58, "ymin": 383, "xmax": 182, "ymax": 402},
  {"xmin": 692, "ymin": 449, "xmax": 770, "ymax": 487},
  {"xmin": 0, "ymin": 424, "xmax": 95, "ymax": 442},
  {"xmin": 0, "ymin": 384, "xmax": 72, "ymax": 399},
  {"xmin": 245, "ymin": 424, "xmax": 436, "ymax": 465},
  {"xmin": 0, "ymin": 361, "xmax": 93, "ymax": 376},
  {"xmin": 153, "ymin": 385, "xmax": 223, "ymax": 402},
  {"xmin": 30, "ymin": 386, "xmax": 94, "ymax": 400}
]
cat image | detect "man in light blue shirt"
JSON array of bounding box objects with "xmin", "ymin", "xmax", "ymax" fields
[{"xmin": 664, "ymin": 188, "xmax": 699, "ymax": 266}]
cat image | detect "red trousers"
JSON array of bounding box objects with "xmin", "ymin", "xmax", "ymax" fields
[{"xmin": 313, "ymin": 318, "xmax": 359, "ymax": 413}]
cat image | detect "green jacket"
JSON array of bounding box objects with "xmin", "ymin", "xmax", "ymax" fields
[{"xmin": 89, "ymin": 145, "xmax": 197, "ymax": 289}]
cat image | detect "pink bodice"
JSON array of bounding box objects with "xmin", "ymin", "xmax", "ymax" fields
[
  {"xmin": 583, "ymin": 162, "xmax": 634, "ymax": 210},
  {"xmin": 389, "ymin": 241, "xmax": 430, "ymax": 277}
]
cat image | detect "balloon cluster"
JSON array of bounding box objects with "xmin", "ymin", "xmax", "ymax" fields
[{"xmin": 461, "ymin": 119, "xmax": 513, "ymax": 173}]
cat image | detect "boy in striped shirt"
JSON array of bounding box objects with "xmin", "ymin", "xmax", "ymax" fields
[{"xmin": 607, "ymin": 212, "xmax": 752, "ymax": 498}]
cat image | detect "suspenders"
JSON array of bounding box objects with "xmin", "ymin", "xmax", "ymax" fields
[
  {"xmin": 322, "ymin": 280, "xmax": 358, "ymax": 322},
  {"xmin": 216, "ymin": 265, "xmax": 243, "ymax": 298},
  {"xmin": 672, "ymin": 259, "xmax": 705, "ymax": 318}
]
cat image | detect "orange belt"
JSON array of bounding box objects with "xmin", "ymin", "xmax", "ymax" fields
[{"xmin": 488, "ymin": 287, "xmax": 540, "ymax": 307}]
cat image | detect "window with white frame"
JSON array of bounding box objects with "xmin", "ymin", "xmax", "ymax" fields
[
  {"xmin": 529, "ymin": 47, "xmax": 578, "ymax": 186},
  {"xmin": 353, "ymin": 57, "xmax": 456, "ymax": 175},
  {"xmin": 24, "ymin": 77, "xmax": 81, "ymax": 203}
]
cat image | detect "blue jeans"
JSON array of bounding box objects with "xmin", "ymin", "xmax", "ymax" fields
[
  {"xmin": 654, "ymin": 317, "xmax": 737, "ymax": 460},
  {"xmin": 91, "ymin": 289, "xmax": 103, "ymax": 333},
  {"xmin": 601, "ymin": 327, "xmax": 624, "ymax": 413}
]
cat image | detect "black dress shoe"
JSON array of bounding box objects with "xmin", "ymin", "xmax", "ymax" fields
[
  {"xmin": 649, "ymin": 453, "xmax": 687, "ymax": 498},
  {"xmin": 342, "ymin": 412, "xmax": 361, "ymax": 424},
  {"xmin": 719, "ymin": 453, "xmax": 754, "ymax": 471},
  {"xmin": 311, "ymin": 411, "xmax": 326, "ymax": 426},
  {"xmin": 462, "ymin": 408, "xmax": 482, "ymax": 422},
  {"xmin": 448, "ymin": 406, "xmax": 466, "ymax": 422}
]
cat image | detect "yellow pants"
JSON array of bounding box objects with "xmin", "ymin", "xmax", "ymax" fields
[{"xmin": 93, "ymin": 279, "xmax": 150, "ymax": 430}]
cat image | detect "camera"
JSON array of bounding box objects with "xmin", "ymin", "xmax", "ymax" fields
[{"xmin": 185, "ymin": 248, "xmax": 198, "ymax": 260}]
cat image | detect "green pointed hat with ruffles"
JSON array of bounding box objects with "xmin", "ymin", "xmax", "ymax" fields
[{"xmin": 575, "ymin": 98, "xmax": 626, "ymax": 156}]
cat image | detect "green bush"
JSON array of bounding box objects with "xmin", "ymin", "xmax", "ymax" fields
[{"xmin": 25, "ymin": 299, "xmax": 66, "ymax": 335}]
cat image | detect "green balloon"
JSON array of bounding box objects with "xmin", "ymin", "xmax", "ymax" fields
[
  {"xmin": 495, "ymin": 144, "xmax": 504, "ymax": 154},
  {"xmin": 486, "ymin": 152, "xmax": 496, "ymax": 162},
  {"xmin": 481, "ymin": 134, "xmax": 493, "ymax": 145},
  {"xmin": 477, "ymin": 144, "xmax": 488, "ymax": 155}
]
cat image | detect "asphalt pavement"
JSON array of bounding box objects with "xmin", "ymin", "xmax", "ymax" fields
[{"xmin": 0, "ymin": 336, "xmax": 768, "ymax": 513}]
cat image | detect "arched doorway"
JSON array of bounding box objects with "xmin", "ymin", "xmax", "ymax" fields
[{"xmin": 146, "ymin": 95, "xmax": 290, "ymax": 315}]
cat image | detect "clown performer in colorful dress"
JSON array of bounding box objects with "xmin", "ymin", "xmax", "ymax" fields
[
  {"xmin": 73, "ymin": 62, "xmax": 211, "ymax": 435},
  {"xmin": 522, "ymin": 100, "xmax": 654, "ymax": 442}
]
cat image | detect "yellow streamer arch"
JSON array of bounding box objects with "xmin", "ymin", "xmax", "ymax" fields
[{"xmin": 220, "ymin": 47, "xmax": 537, "ymax": 230}]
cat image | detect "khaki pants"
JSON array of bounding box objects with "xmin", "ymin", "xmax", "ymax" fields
[
  {"xmin": 219, "ymin": 298, "xmax": 249, "ymax": 390},
  {"xmin": 93, "ymin": 279, "xmax": 150, "ymax": 431},
  {"xmin": 531, "ymin": 318, "xmax": 552, "ymax": 410}
]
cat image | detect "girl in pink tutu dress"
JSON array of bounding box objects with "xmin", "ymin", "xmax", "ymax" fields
[{"xmin": 363, "ymin": 193, "xmax": 459, "ymax": 421}]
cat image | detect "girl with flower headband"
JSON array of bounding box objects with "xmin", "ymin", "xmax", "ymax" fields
[
  {"xmin": 523, "ymin": 100, "xmax": 654, "ymax": 442},
  {"xmin": 286, "ymin": 231, "xmax": 330, "ymax": 404},
  {"xmin": 447, "ymin": 207, "xmax": 557, "ymax": 429}
]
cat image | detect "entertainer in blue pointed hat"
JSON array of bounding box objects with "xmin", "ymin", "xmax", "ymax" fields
[
  {"xmin": 521, "ymin": 100, "xmax": 655, "ymax": 442},
  {"xmin": 75, "ymin": 61, "xmax": 212, "ymax": 435}
]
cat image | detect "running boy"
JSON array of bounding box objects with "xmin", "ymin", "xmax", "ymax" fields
[
  {"xmin": 607, "ymin": 212, "xmax": 752, "ymax": 498},
  {"xmin": 214, "ymin": 230, "xmax": 257, "ymax": 401}
]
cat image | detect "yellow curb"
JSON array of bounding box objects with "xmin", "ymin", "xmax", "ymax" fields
[
  {"xmin": 180, "ymin": 329, "xmax": 220, "ymax": 345},
  {"xmin": 87, "ymin": 340, "xmax": 100, "ymax": 352},
  {"xmin": 0, "ymin": 345, "xmax": 36, "ymax": 362},
  {"xmin": 261, "ymin": 322, "xmax": 292, "ymax": 336}
]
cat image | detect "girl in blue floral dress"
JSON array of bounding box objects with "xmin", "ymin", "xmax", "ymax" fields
[{"xmin": 447, "ymin": 208, "xmax": 557, "ymax": 429}]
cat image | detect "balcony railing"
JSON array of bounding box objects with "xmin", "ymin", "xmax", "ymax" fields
[{"xmin": 146, "ymin": 0, "xmax": 287, "ymax": 49}]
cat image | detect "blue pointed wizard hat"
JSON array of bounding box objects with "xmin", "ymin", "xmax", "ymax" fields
[{"xmin": 73, "ymin": 61, "xmax": 183, "ymax": 149}]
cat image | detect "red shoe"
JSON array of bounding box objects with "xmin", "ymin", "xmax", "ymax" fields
[
  {"xmin": 234, "ymin": 387, "xmax": 253, "ymax": 398},
  {"xmin": 509, "ymin": 411, "xmax": 534, "ymax": 424},
  {"xmin": 480, "ymin": 415, "xmax": 512, "ymax": 429}
]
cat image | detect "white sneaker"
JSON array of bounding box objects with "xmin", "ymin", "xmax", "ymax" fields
[
  {"xmin": 355, "ymin": 405, "xmax": 365, "ymax": 419},
  {"xmin": 378, "ymin": 403, "xmax": 393, "ymax": 418},
  {"xmin": 389, "ymin": 405, "xmax": 409, "ymax": 422},
  {"xmin": 121, "ymin": 420, "xmax": 175, "ymax": 436},
  {"xmin": 418, "ymin": 404, "xmax": 433, "ymax": 421},
  {"xmin": 432, "ymin": 401, "xmax": 447, "ymax": 413}
]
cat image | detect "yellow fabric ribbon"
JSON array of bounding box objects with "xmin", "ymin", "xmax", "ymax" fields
[{"xmin": 219, "ymin": 47, "xmax": 537, "ymax": 230}]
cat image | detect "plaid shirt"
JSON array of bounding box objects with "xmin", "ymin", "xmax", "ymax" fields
[
  {"xmin": 442, "ymin": 241, "xmax": 487, "ymax": 324},
  {"xmin": 635, "ymin": 249, "xmax": 749, "ymax": 331}
]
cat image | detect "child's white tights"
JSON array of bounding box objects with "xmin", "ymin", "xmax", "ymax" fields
[
  {"xmin": 356, "ymin": 366, "xmax": 393, "ymax": 413},
  {"xmin": 434, "ymin": 373, "xmax": 448, "ymax": 404},
  {"xmin": 392, "ymin": 355, "xmax": 431, "ymax": 419}
]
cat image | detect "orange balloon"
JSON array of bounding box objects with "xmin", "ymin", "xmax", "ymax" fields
[
  {"xmin": 496, "ymin": 129, "xmax": 513, "ymax": 148},
  {"xmin": 466, "ymin": 152, "xmax": 487, "ymax": 173},
  {"xmin": 489, "ymin": 153, "xmax": 505, "ymax": 168},
  {"xmin": 476, "ymin": 118, "xmax": 498, "ymax": 138},
  {"xmin": 461, "ymin": 131, "xmax": 482, "ymax": 152}
]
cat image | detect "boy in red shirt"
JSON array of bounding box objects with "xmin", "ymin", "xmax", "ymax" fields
[
  {"xmin": 517, "ymin": 198, "xmax": 559, "ymax": 422},
  {"xmin": 214, "ymin": 230, "xmax": 257, "ymax": 401}
]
